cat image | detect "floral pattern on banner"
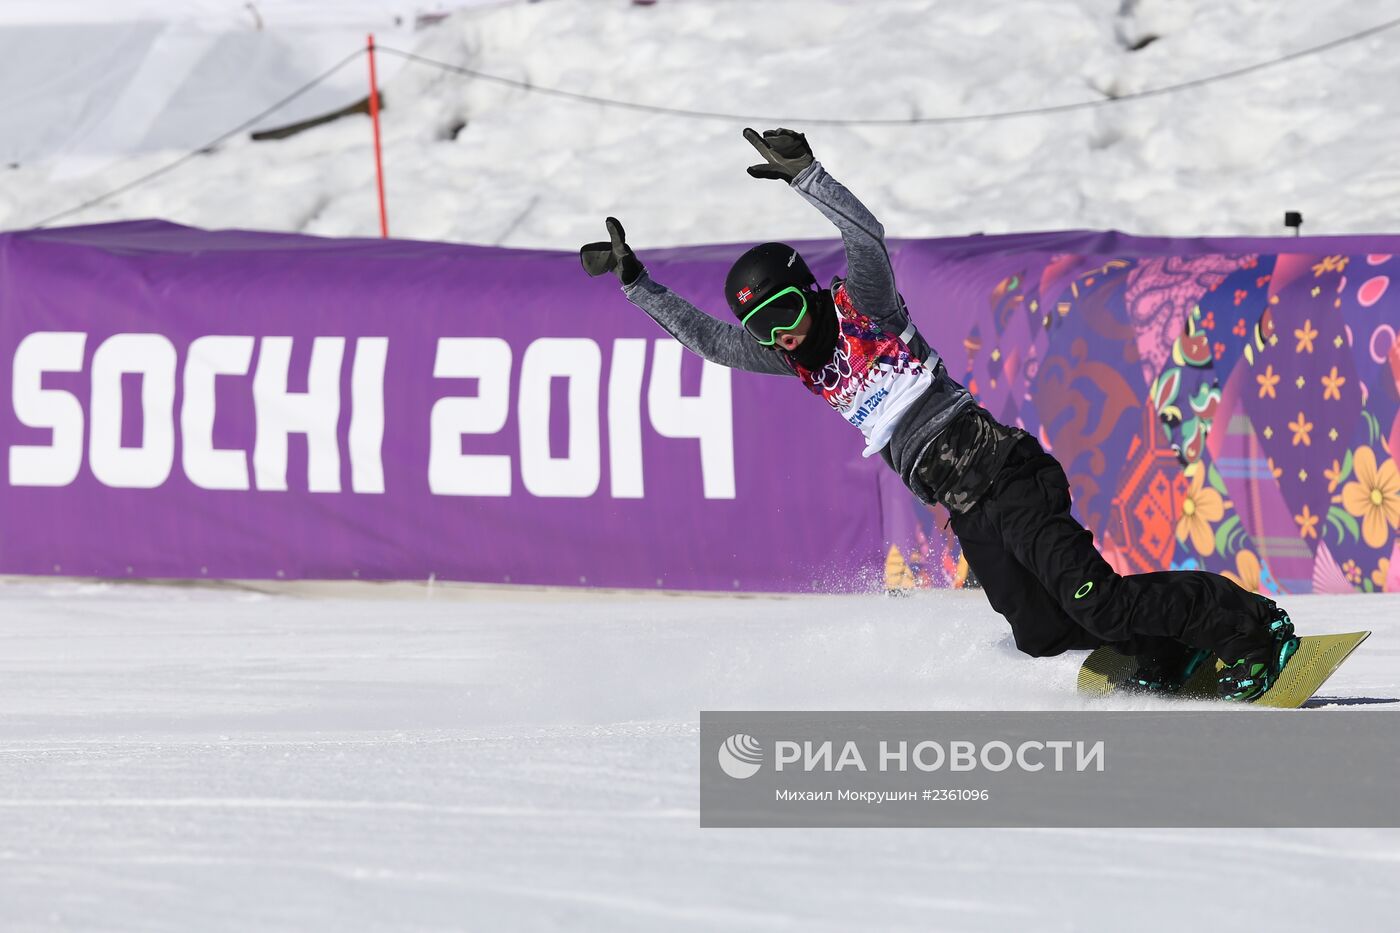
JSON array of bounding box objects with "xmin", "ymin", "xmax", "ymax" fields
[{"xmin": 887, "ymin": 251, "xmax": 1400, "ymax": 596}]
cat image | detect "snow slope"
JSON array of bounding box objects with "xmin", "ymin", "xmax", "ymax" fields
[
  {"xmin": 2, "ymin": 0, "xmax": 1399, "ymax": 242},
  {"xmin": 1, "ymin": 581, "xmax": 1398, "ymax": 931}
]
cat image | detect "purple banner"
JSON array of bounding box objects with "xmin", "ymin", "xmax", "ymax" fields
[
  {"xmin": 4, "ymin": 221, "xmax": 1400, "ymax": 594},
  {"xmin": 0, "ymin": 222, "xmax": 880, "ymax": 591}
]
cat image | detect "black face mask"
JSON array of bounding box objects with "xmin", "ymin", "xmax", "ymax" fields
[{"xmin": 791, "ymin": 290, "xmax": 839, "ymax": 370}]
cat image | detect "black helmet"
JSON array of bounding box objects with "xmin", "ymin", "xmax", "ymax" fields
[{"xmin": 724, "ymin": 242, "xmax": 818, "ymax": 320}]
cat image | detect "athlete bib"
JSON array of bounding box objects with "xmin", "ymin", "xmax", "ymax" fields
[{"xmin": 792, "ymin": 284, "xmax": 933, "ymax": 457}]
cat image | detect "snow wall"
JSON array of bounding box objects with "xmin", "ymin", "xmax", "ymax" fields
[{"xmin": 3, "ymin": 221, "xmax": 1400, "ymax": 595}]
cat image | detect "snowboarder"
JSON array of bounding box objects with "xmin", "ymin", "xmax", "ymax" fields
[{"xmin": 580, "ymin": 127, "xmax": 1299, "ymax": 701}]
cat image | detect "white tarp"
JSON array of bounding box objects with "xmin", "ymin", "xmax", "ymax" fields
[{"xmin": 0, "ymin": 1, "xmax": 512, "ymax": 175}]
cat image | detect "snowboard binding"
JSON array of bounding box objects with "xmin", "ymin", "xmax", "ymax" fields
[
  {"xmin": 1217, "ymin": 608, "xmax": 1300, "ymax": 702},
  {"xmin": 1124, "ymin": 639, "xmax": 1212, "ymax": 695}
]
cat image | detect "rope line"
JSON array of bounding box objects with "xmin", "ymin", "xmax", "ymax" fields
[
  {"xmin": 30, "ymin": 48, "xmax": 367, "ymax": 229},
  {"xmin": 378, "ymin": 15, "xmax": 1400, "ymax": 126},
  {"xmin": 23, "ymin": 14, "xmax": 1400, "ymax": 229}
]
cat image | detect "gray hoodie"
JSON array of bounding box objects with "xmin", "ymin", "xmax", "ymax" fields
[{"xmin": 621, "ymin": 160, "xmax": 976, "ymax": 507}]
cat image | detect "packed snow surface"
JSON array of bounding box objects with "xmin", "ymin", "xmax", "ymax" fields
[
  {"xmin": 1, "ymin": 581, "xmax": 1398, "ymax": 931},
  {"xmin": 3, "ymin": 0, "xmax": 1400, "ymax": 241}
]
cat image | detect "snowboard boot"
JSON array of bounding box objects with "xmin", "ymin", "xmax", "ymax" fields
[
  {"xmin": 1217, "ymin": 604, "xmax": 1300, "ymax": 702},
  {"xmin": 1124, "ymin": 638, "xmax": 1213, "ymax": 695}
]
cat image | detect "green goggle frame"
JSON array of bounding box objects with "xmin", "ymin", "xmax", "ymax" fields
[{"xmin": 739, "ymin": 285, "xmax": 809, "ymax": 346}]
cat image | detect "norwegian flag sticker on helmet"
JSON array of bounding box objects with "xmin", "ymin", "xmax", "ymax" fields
[{"xmin": 736, "ymin": 287, "xmax": 754, "ymax": 304}]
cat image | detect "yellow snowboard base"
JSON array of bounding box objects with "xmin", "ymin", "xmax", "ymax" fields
[{"xmin": 1077, "ymin": 631, "xmax": 1371, "ymax": 709}]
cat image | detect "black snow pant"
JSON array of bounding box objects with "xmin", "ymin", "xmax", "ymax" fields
[{"xmin": 948, "ymin": 436, "xmax": 1274, "ymax": 659}]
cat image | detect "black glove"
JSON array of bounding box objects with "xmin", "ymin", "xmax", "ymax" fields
[
  {"xmin": 579, "ymin": 217, "xmax": 644, "ymax": 286},
  {"xmin": 744, "ymin": 127, "xmax": 814, "ymax": 183}
]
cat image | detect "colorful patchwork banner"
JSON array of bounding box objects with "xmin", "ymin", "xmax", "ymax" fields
[{"xmin": 885, "ymin": 231, "xmax": 1400, "ymax": 597}]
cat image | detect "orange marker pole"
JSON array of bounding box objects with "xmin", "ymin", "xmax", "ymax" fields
[{"xmin": 367, "ymin": 33, "xmax": 389, "ymax": 238}]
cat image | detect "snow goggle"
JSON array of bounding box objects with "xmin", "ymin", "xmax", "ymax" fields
[{"xmin": 739, "ymin": 286, "xmax": 809, "ymax": 345}]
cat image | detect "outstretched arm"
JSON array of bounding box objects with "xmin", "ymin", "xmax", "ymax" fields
[
  {"xmin": 580, "ymin": 217, "xmax": 792, "ymax": 376},
  {"xmin": 791, "ymin": 162, "xmax": 901, "ymax": 324},
  {"xmin": 624, "ymin": 273, "xmax": 793, "ymax": 376},
  {"xmin": 744, "ymin": 128, "xmax": 904, "ymax": 329}
]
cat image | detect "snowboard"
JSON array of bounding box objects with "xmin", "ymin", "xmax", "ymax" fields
[{"xmin": 1077, "ymin": 631, "xmax": 1371, "ymax": 708}]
